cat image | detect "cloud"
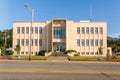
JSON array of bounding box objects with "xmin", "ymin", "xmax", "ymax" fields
[{"xmin": 108, "ymin": 32, "xmax": 120, "ymax": 38}]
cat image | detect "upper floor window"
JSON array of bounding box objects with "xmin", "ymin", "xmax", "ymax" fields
[
  {"xmin": 54, "ymin": 26, "xmax": 65, "ymax": 39},
  {"xmin": 91, "ymin": 39, "xmax": 94, "ymax": 46},
  {"xmin": 77, "ymin": 39, "xmax": 80, "ymax": 46},
  {"xmin": 95, "ymin": 39, "xmax": 98, "ymax": 46},
  {"xmin": 77, "ymin": 27, "xmax": 80, "ymax": 34},
  {"xmin": 95, "ymin": 27, "xmax": 98, "ymax": 34},
  {"xmin": 86, "ymin": 27, "xmax": 89, "ymax": 34},
  {"xmin": 21, "ymin": 39, "xmax": 24, "ymax": 46},
  {"xmin": 86, "ymin": 39, "xmax": 89, "ymax": 46},
  {"xmin": 35, "ymin": 39, "xmax": 38, "ymax": 46},
  {"xmin": 21, "ymin": 27, "xmax": 24, "ymax": 34},
  {"xmin": 82, "ymin": 39, "xmax": 85, "ymax": 46},
  {"xmin": 91, "ymin": 27, "xmax": 94, "ymax": 34},
  {"xmin": 31, "ymin": 27, "xmax": 34, "ymax": 34},
  {"xmin": 39, "ymin": 39, "xmax": 42, "ymax": 46},
  {"xmin": 35, "ymin": 27, "xmax": 38, "ymax": 34},
  {"xmin": 17, "ymin": 39, "xmax": 20, "ymax": 44},
  {"xmin": 39, "ymin": 27, "xmax": 42, "ymax": 34},
  {"xmin": 26, "ymin": 27, "xmax": 29, "ymax": 34},
  {"xmin": 100, "ymin": 39, "xmax": 103, "ymax": 46},
  {"xmin": 31, "ymin": 39, "xmax": 33, "ymax": 46},
  {"xmin": 82, "ymin": 27, "xmax": 85, "ymax": 34},
  {"xmin": 100, "ymin": 27, "xmax": 103, "ymax": 34},
  {"xmin": 17, "ymin": 27, "xmax": 20, "ymax": 34},
  {"xmin": 26, "ymin": 39, "xmax": 29, "ymax": 46}
]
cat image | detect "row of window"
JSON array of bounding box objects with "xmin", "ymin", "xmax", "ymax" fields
[
  {"xmin": 17, "ymin": 39, "xmax": 42, "ymax": 46},
  {"xmin": 18, "ymin": 52, "xmax": 38, "ymax": 55},
  {"xmin": 77, "ymin": 39, "xmax": 103, "ymax": 46},
  {"xmin": 17, "ymin": 27, "xmax": 42, "ymax": 34},
  {"xmin": 78, "ymin": 52, "xmax": 101, "ymax": 55},
  {"xmin": 18, "ymin": 52, "xmax": 100, "ymax": 55},
  {"xmin": 77, "ymin": 27, "xmax": 103, "ymax": 34}
]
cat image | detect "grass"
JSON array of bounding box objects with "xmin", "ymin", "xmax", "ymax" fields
[
  {"xmin": 116, "ymin": 56, "xmax": 120, "ymax": 59},
  {"xmin": 9, "ymin": 55, "xmax": 48, "ymax": 60},
  {"xmin": 68, "ymin": 56, "xmax": 106, "ymax": 61}
]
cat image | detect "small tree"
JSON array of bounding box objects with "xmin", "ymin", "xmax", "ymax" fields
[
  {"xmin": 98, "ymin": 46, "xmax": 103, "ymax": 60},
  {"xmin": 14, "ymin": 44, "xmax": 21, "ymax": 55},
  {"xmin": 98, "ymin": 46, "xmax": 103, "ymax": 55}
]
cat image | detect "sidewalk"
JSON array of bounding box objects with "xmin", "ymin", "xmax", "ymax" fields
[{"xmin": 0, "ymin": 59, "xmax": 120, "ymax": 64}]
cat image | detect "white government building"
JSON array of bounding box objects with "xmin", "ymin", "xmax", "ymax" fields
[{"xmin": 13, "ymin": 19, "xmax": 111, "ymax": 56}]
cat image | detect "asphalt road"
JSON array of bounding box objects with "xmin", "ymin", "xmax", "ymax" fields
[{"xmin": 0, "ymin": 61, "xmax": 120, "ymax": 80}]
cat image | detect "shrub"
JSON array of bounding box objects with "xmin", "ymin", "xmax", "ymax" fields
[
  {"xmin": 74, "ymin": 53, "xmax": 79, "ymax": 56},
  {"xmin": 38, "ymin": 50, "xmax": 47, "ymax": 56},
  {"xmin": 6, "ymin": 51, "xmax": 14, "ymax": 55},
  {"xmin": 65, "ymin": 50, "xmax": 77, "ymax": 54}
]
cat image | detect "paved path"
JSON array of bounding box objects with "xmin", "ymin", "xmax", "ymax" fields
[{"xmin": 47, "ymin": 56, "xmax": 68, "ymax": 61}]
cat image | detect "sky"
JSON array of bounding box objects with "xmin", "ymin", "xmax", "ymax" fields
[{"xmin": 0, "ymin": 0, "xmax": 120, "ymax": 38}]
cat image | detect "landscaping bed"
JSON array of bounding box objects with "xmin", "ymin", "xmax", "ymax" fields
[
  {"xmin": 109, "ymin": 59, "xmax": 120, "ymax": 62},
  {"xmin": 8, "ymin": 55, "xmax": 48, "ymax": 60},
  {"xmin": 68, "ymin": 56, "xmax": 106, "ymax": 61},
  {"xmin": 0, "ymin": 55, "xmax": 8, "ymax": 59}
]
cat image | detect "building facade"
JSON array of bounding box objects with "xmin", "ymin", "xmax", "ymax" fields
[{"xmin": 13, "ymin": 19, "xmax": 107, "ymax": 56}]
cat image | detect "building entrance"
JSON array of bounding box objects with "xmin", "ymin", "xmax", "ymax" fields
[{"xmin": 53, "ymin": 43, "xmax": 65, "ymax": 52}]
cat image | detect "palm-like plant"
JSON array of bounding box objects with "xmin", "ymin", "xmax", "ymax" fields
[{"xmin": 14, "ymin": 44, "xmax": 21, "ymax": 54}]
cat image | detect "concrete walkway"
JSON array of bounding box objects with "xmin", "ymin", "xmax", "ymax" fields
[{"xmin": 47, "ymin": 56, "xmax": 68, "ymax": 62}]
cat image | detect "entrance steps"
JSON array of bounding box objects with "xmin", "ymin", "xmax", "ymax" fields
[{"xmin": 50, "ymin": 52, "xmax": 67, "ymax": 57}]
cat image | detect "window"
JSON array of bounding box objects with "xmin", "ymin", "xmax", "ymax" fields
[
  {"xmin": 39, "ymin": 39, "xmax": 42, "ymax": 46},
  {"xmin": 35, "ymin": 52, "xmax": 38, "ymax": 55},
  {"xmin": 82, "ymin": 52, "xmax": 85, "ymax": 55},
  {"xmin": 21, "ymin": 27, "xmax": 24, "ymax": 34},
  {"xmin": 54, "ymin": 26, "xmax": 65, "ymax": 39},
  {"xmin": 82, "ymin": 39, "xmax": 85, "ymax": 46},
  {"xmin": 95, "ymin": 27, "xmax": 98, "ymax": 34},
  {"xmin": 77, "ymin": 27, "xmax": 80, "ymax": 34},
  {"xmin": 95, "ymin": 39, "xmax": 98, "ymax": 46},
  {"xmin": 91, "ymin": 39, "xmax": 94, "ymax": 46},
  {"xmin": 26, "ymin": 27, "xmax": 29, "ymax": 34},
  {"xmin": 86, "ymin": 39, "xmax": 89, "ymax": 46},
  {"xmin": 77, "ymin": 39, "xmax": 80, "ymax": 46},
  {"xmin": 91, "ymin": 27, "xmax": 94, "ymax": 34},
  {"xmin": 39, "ymin": 27, "xmax": 42, "ymax": 34},
  {"xmin": 31, "ymin": 39, "xmax": 33, "ymax": 46},
  {"xmin": 86, "ymin": 52, "xmax": 89, "ymax": 55},
  {"xmin": 26, "ymin": 52, "xmax": 28, "ymax": 54},
  {"xmin": 86, "ymin": 27, "xmax": 89, "ymax": 34},
  {"xmin": 91, "ymin": 52, "xmax": 94, "ymax": 55},
  {"xmin": 26, "ymin": 39, "xmax": 29, "ymax": 46},
  {"xmin": 35, "ymin": 27, "xmax": 38, "ymax": 34},
  {"xmin": 95, "ymin": 52, "xmax": 98, "ymax": 55},
  {"xmin": 100, "ymin": 27, "xmax": 103, "ymax": 34},
  {"xmin": 17, "ymin": 39, "xmax": 20, "ymax": 44},
  {"xmin": 21, "ymin": 39, "xmax": 24, "ymax": 46},
  {"xmin": 82, "ymin": 27, "xmax": 85, "ymax": 34},
  {"xmin": 21, "ymin": 52, "xmax": 24, "ymax": 54},
  {"xmin": 17, "ymin": 27, "xmax": 20, "ymax": 34},
  {"xmin": 35, "ymin": 39, "xmax": 38, "ymax": 46},
  {"xmin": 100, "ymin": 39, "xmax": 103, "ymax": 46},
  {"xmin": 31, "ymin": 27, "xmax": 34, "ymax": 34}
]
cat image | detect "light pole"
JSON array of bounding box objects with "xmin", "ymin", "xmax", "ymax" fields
[{"xmin": 24, "ymin": 4, "xmax": 34, "ymax": 61}]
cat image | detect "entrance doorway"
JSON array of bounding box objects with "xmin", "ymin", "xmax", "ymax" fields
[{"xmin": 53, "ymin": 43, "xmax": 65, "ymax": 52}]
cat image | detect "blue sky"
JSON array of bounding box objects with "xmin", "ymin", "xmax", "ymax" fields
[{"xmin": 0, "ymin": 0, "xmax": 120, "ymax": 38}]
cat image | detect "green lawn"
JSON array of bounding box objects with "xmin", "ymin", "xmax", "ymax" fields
[
  {"xmin": 9, "ymin": 55, "xmax": 48, "ymax": 60},
  {"xmin": 68, "ymin": 56, "xmax": 106, "ymax": 61}
]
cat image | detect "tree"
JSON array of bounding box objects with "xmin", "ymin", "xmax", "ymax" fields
[
  {"xmin": 14, "ymin": 44, "xmax": 20, "ymax": 54},
  {"xmin": 98, "ymin": 46, "xmax": 103, "ymax": 55},
  {"xmin": 97, "ymin": 46, "xmax": 103, "ymax": 60}
]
